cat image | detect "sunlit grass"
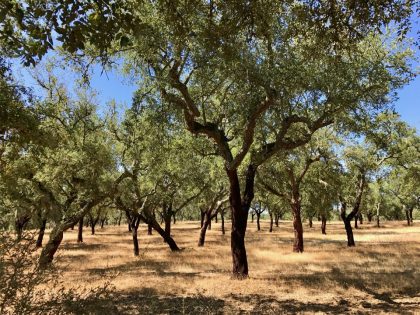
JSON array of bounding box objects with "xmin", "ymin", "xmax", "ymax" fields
[{"xmin": 43, "ymin": 219, "xmax": 419, "ymax": 313}]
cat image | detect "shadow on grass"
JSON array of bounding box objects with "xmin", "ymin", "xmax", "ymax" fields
[{"xmin": 59, "ymin": 287, "xmax": 226, "ymax": 314}]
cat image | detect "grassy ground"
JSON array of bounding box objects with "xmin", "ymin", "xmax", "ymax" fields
[{"xmin": 49, "ymin": 220, "xmax": 420, "ymax": 314}]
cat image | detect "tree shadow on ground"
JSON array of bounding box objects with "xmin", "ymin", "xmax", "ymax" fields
[{"xmin": 59, "ymin": 287, "xmax": 226, "ymax": 314}]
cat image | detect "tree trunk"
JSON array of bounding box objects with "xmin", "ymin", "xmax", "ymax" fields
[
  {"xmin": 147, "ymin": 223, "xmax": 153, "ymax": 235},
  {"xmin": 251, "ymin": 213, "xmax": 254, "ymax": 223},
  {"xmin": 131, "ymin": 217, "xmax": 141, "ymax": 256},
  {"xmin": 100, "ymin": 219, "xmax": 105, "ymax": 228},
  {"xmin": 292, "ymin": 203, "xmax": 304, "ymax": 252},
  {"xmin": 71, "ymin": 224, "xmax": 75, "ymax": 230},
  {"xmin": 359, "ymin": 213, "xmax": 363, "ymax": 225},
  {"xmin": 308, "ymin": 216, "xmax": 313, "ymax": 228},
  {"xmin": 367, "ymin": 213, "xmax": 373, "ymax": 222},
  {"xmin": 198, "ymin": 213, "xmax": 211, "ymax": 246},
  {"xmin": 215, "ymin": 213, "xmax": 218, "ymax": 223},
  {"xmin": 344, "ymin": 218, "xmax": 355, "ymax": 246},
  {"xmin": 39, "ymin": 228, "xmax": 64, "ymax": 269},
  {"xmin": 406, "ymin": 209, "xmax": 411, "ymax": 226},
  {"xmin": 149, "ymin": 219, "xmax": 180, "ymax": 251},
  {"xmin": 132, "ymin": 227, "xmax": 139, "ymax": 256},
  {"xmin": 221, "ymin": 212, "xmax": 225, "ymax": 235},
  {"xmin": 15, "ymin": 216, "xmax": 30, "ymax": 241},
  {"xmin": 321, "ymin": 216, "xmax": 327, "ymax": 235},
  {"xmin": 275, "ymin": 214, "xmax": 279, "ymax": 227},
  {"xmin": 208, "ymin": 217, "xmax": 212, "ymax": 230},
  {"xmin": 36, "ymin": 219, "xmax": 47, "ymax": 248},
  {"xmin": 77, "ymin": 217, "xmax": 84, "ymax": 243},
  {"xmin": 164, "ymin": 213, "xmax": 171, "ymax": 240},
  {"xmin": 117, "ymin": 212, "xmax": 122, "ymax": 226},
  {"xmin": 409, "ymin": 207, "xmax": 413, "ymax": 224},
  {"xmin": 354, "ymin": 214, "xmax": 358, "ymax": 229},
  {"xmin": 90, "ymin": 218, "xmax": 98, "ymax": 235},
  {"xmin": 173, "ymin": 213, "xmax": 176, "ymax": 225},
  {"xmin": 227, "ymin": 166, "xmax": 255, "ymax": 279},
  {"xmin": 256, "ymin": 213, "xmax": 261, "ymax": 231},
  {"xmin": 269, "ymin": 212, "xmax": 273, "ymax": 233},
  {"xmin": 200, "ymin": 210, "xmax": 205, "ymax": 228}
]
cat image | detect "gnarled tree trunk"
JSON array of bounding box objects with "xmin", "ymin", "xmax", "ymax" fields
[
  {"xmin": 36, "ymin": 219, "xmax": 47, "ymax": 248},
  {"xmin": 39, "ymin": 228, "xmax": 63, "ymax": 269},
  {"xmin": 227, "ymin": 165, "xmax": 255, "ymax": 279},
  {"xmin": 292, "ymin": 202, "xmax": 304, "ymax": 252}
]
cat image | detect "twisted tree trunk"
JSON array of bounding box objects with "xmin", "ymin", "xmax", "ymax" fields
[{"xmin": 36, "ymin": 219, "xmax": 47, "ymax": 248}]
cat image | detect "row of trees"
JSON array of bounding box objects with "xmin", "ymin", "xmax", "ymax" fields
[{"xmin": 1, "ymin": 0, "xmax": 419, "ymax": 278}]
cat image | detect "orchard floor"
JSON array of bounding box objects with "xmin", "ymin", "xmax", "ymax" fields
[{"xmin": 48, "ymin": 220, "xmax": 420, "ymax": 314}]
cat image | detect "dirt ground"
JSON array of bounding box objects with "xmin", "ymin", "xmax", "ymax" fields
[{"xmin": 49, "ymin": 219, "xmax": 420, "ymax": 314}]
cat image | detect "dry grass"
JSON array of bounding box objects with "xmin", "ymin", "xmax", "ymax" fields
[{"xmin": 46, "ymin": 220, "xmax": 420, "ymax": 314}]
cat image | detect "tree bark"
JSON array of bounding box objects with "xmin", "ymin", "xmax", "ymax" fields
[
  {"xmin": 344, "ymin": 218, "xmax": 355, "ymax": 246},
  {"xmin": 251, "ymin": 213, "xmax": 254, "ymax": 223},
  {"xmin": 367, "ymin": 213, "xmax": 373, "ymax": 223},
  {"xmin": 321, "ymin": 216, "xmax": 327, "ymax": 235},
  {"xmin": 256, "ymin": 212, "xmax": 261, "ymax": 231},
  {"xmin": 359, "ymin": 213, "xmax": 363, "ymax": 225},
  {"xmin": 117, "ymin": 212, "xmax": 122, "ymax": 226},
  {"xmin": 147, "ymin": 223, "xmax": 153, "ymax": 235},
  {"xmin": 39, "ymin": 228, "xmax": 63, "ymax": 269},
  {"xmin": 406, "ymin": 209, "xmax": 411, "ymax": 226},
  {"xmin": 409, "ymin": 207, "xmax": 413, "ymax": 224},
  {"xmin": 275, "ymin": 214, "xmax": 279, "ymax": 227},
  {"xmin": 198, "ymin": 213, "xmax": 211, "ymax": 246},
  {"xmin": 149, "ymin": 218, "xmax": 180, "ymax": 251},
  {"xmin": 292, "ymin": 203, "xmax": 304, "ymax": 252},
  {"xmin": 131, "ymin": 216, "xmax": 141, "ymax": 256},
  {"xmin": 100, "ymin": 218, "xmax": 105, "ymax": 228},
  {"xmin": 227, "ymin": 165, "xmax": 255, "ymax": 279},
  {"xmin": 15, "ymin": 216, "xmax": 30, "ymax": 241},
  {"xmin": 354, "ymin": 214, "xmax": 359, "ymax": 229},
  {"xmin": 77, "ymin": 217, "xmax": 84, "ymax": 243},
  {"xmin": 173, "ymin": 213, "xmax": 176, "ymax": 225},
  {"xmin": 164, "ymin": 212, "xmax": 171, "ymax": 241},
  {"xmin": 215, "ymin": 213, "xmax": 218, "ymax": 223},
  {"xmin": 200, "ymin": 210, "xmax": 205, "ymax": 228},
  {"xmin": 221, "ymin": 211, "xmax": 225, "ymax": 235},
  {"xmin": 269, "ymin": 212, "xmax": 273, "ymax": 233},
  {"xmin": 308, "ymin": 216, "xmax": 313, "ymax": 228},
  {"xmin": 36, "ymin": 219, "xmax": 47, "ymax": 248}
]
